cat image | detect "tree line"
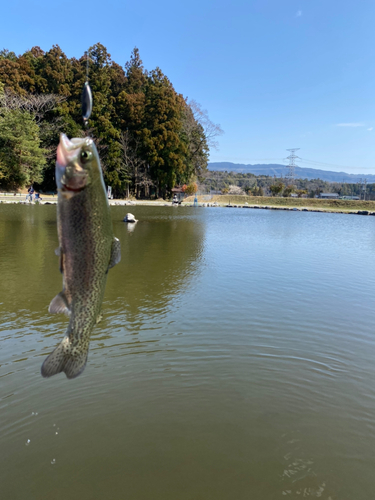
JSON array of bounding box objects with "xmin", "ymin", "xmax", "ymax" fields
[
  {"xmin": 0, "ymin": 44, "xmax": 222, "ymax": 197},
  {"xmin": 198, "ymin": 170, "xmax": 375, "ymax": 199}
]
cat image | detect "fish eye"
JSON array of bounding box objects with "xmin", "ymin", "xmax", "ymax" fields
[{"xmin": 80, "ymin": 150, "xmax": 92, "ymax": 163}]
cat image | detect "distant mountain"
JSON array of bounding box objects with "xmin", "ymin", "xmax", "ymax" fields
[{"xmin": 208, "ymin": 162, "xmax": 375, "ymax": 183}]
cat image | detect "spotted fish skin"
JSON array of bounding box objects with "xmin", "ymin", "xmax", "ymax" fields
[{"xmin": 41, "ymin": 134, "xmax": 121, "ymax": 379}]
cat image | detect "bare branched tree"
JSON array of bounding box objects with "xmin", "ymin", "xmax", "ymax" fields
[
  {"xmin": 0, "ymin": 89, "xmax": 66, "ymax": 123},
  {"xmin": 40, "ymin": 116, "xmax": 68, "ymax": 159},
  {"xmin": 188, "ymin": 99, "xmax": 224, "ymax": 150},
  {"xmin": 119, "ymin": 130, "xmax": 153, "ymax": 197}
]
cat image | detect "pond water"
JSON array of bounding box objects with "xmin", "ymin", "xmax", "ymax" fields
[{"xmin": 1, "ymin": 204, "xmax": 375, "ymax": 500}]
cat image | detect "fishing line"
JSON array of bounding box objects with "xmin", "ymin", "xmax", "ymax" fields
[{"xmin": 86, "ymin": 50, "xmax": 89, "ymax": 83}]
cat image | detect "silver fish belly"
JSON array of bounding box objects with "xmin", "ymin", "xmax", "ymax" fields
[{"xmin": 41, "ymin": 134, "xmax": 121, "ymax": 379}]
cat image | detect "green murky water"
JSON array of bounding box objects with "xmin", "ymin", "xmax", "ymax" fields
[{"xmin": 1, "ymin": 204, "xmax": 375, "ymax": 499}]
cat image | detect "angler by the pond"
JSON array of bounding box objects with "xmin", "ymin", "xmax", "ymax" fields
[{"xmin": 41, "ymin": 133, "xmax": 121, "ymax": 379}]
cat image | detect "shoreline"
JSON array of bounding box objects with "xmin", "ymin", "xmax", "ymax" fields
[{"xmin": 1, "ymin": 195, "xmax": 375, "ymax": 215}]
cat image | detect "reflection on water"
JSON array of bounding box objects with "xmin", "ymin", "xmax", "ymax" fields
[
  {"xmin": 104, "ymin": 206, "xmax": 205, "ymax": 336},
  {"xmin": 1, "ymin": 205, "xmax": 375, "ymax": 500},
  {"xmin": 126, "ymin": 221, "xmax": 137, "ymax": 233}
]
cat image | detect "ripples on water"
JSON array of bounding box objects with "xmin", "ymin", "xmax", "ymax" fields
[{"xmin": 1, "ymin": 205, "xmax": 375, "ymax": 499}]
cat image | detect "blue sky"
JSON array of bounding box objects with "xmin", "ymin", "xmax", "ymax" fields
[{"xmin": 2, "ymin": 0, "xmax": 375, "ymax": 174}]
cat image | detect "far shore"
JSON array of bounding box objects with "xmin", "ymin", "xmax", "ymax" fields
[{"xmin": 1, "ymin": 193, "xmax": 375, "ymax": 215}]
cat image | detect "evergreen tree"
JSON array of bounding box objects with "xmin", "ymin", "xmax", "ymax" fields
[
  {"xmin": 0, "ymin": 84, "xmax": 46, "ymax": 189},
  {"xmin": 181, "ymin": 102, "xmax": 209, "ymax": 182},
  {"xmin": 140, "ymin": 68, "xmax": 187, "ymax": 195},
  {"xmin": 0, "ymin": 44, "xmax": 214, "ymax": 196}
]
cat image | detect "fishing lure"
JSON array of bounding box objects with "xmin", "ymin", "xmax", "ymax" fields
[{"xmin": 81, "ymin": 51, "xmax": 93, "ymax": 127}]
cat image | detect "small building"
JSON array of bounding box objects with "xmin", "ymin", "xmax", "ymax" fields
[
  {"xmin": 318, "ymin": 193, "xmax": 340, "ymax": 199},
  {"xmin": 171, "ymin": 187, "xmax": 184, "ymax": 202}
]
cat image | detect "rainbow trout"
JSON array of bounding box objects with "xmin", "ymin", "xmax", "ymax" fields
[{"xmin": 41, "ymin": 134, "xmax": 121, "ymax": 379}]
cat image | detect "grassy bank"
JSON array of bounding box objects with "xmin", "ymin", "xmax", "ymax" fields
[
  {"xmin": 2, "ymin": 193, "xmax": 375, "ymax": 213},
  {"xmin": 183, "ymin": 195, "xmax": 375, "ymax": 212}
]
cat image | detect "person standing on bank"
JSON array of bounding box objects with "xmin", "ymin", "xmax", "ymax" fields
[{"xmin": 27, "ymin": 185, "xmax": 34, "ymax": 202}]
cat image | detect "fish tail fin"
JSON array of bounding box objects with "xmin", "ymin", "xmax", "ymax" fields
[{"xmin": 41, "ymin": 337, "xmax": 89, "ymax": 379}]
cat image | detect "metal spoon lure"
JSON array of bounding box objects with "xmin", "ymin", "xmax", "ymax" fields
[
  {"xmin": 81, "ymin": 81, "xmax": 92, "ymax": 127},
  {"xmin": 81, "ymin": 51, "xmax": 92, "ymax": 128}
]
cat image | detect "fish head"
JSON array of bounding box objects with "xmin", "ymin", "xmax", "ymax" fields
[{"xmin": 56, "ymin": 134, "xmax": 103, "ymax": 196}]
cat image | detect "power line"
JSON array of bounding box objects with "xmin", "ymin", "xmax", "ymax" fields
[{"xmin": 298, "ymin": 158, "xmax": 363, "ymax": 170}]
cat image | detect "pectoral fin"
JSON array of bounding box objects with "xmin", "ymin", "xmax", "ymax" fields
[
  {"xmin": 108, "ymin": 237, "xmax": 121, "ymax": 271},
  {"xmin": 55, "ymin": 247, "xmax": 64, "ymax": 274},
  {"xmin": 49, "ymin": 292, "xmax": 71, "ymax": 316}
]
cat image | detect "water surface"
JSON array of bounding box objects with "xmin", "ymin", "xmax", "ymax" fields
[{"xmin": 1, "ymin": 205, "xmax": 375, "ymax": 500}]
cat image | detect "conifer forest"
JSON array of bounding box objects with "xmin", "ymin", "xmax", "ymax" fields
[{"xmin": 0, "ymin": 44, "xmax": 222, "ymax": 198}]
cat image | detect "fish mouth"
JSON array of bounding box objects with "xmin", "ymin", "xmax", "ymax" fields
[
  {"xmin": 61, "ymin": 184, "xmax": 86, "ymax": 193},
  {"xmin": 61, "ymin": 166, "xmax": 88, "ymax": 192},
  {"xmin": 56, "ymin": 134, "xmax": 90, "ymax": 167},
  {"xmin": 57, "ymin": 134, "xmax": 91, "ymax": 192}
]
